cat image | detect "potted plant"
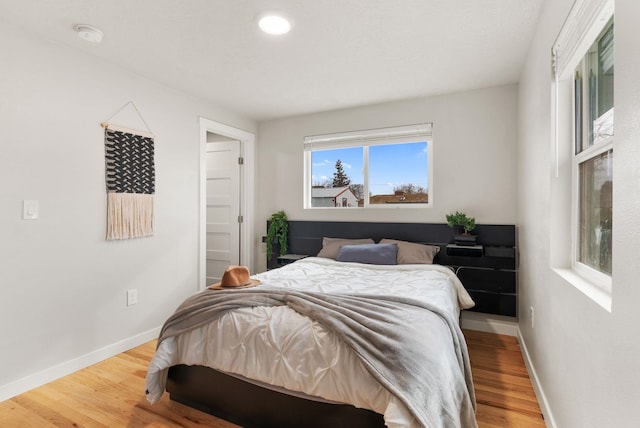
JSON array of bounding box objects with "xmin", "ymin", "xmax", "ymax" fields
[
  {"xmin": 446, "ymin": 211, "xmax": 477, "ymax": 246},
  {"xmin": 266, "ymin": 210, "xmax": 288, "ymax": 259}
]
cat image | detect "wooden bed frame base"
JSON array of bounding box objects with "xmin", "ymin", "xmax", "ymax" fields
[{"xmin": 167, "ymin": 364, "xmax": 386, "ymax": 428}]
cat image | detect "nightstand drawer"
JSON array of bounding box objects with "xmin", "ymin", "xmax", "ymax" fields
[
  {"xmin": 446, "ymin": 244, "xmax": 483, "ymax": 257},
  {"xmin": 467, "ymin": 290, "xmax": 516, "ymax": 317},
  {"xmin": 457, "ymin": 267, "xmax": 516, "ymax": 293}
]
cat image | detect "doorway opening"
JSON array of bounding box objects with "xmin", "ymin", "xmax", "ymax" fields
[{"xmin": 199, "ymin": 118, "xmax": 255, "ymax": 290}]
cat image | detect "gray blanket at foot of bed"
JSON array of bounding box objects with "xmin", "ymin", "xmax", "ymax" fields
[{"xmin": 156, "ymin": 288, "xmax": 477, "ymax": 428}]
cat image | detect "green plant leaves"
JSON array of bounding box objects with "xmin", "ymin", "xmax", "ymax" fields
[{"xmin": 266, "ymin": 210, "xmax": 288, "ymax": 259}]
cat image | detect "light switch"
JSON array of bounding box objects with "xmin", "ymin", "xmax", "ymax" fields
[
  {"xmin": 23, "ymin": 200, "xmax": 39, "ymax": 220},
  {"xmin": 127, "ymin": 289, "xmax": 138, "ymax": 306}
]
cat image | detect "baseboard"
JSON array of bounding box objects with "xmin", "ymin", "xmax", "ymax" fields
[
  {"xmin": 460, "ymin": 311, "xmax": 519, "ymax": 336},
  {"xmin": 0, "ymin": 326, "xmax": 160, "ymax": 403},
  {"xmin": 518, "ymin": 328, "xmax": 556, "ymax": 428}
]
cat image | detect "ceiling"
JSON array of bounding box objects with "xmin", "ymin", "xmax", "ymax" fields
[{"xmin": 1, "ymin": 0, "xmax": 544, "ymax": 122}]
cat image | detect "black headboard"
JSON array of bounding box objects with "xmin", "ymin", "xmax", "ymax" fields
[
  {"xmin": 266, "ymin": 220, "xmax": 518, "ymax": 317},
  {"xmin": 267, "ymin": 221, "xmax": 516, "ymax": 269}
]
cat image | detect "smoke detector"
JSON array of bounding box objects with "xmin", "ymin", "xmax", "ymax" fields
[{"xmin": 75, "ymin": 24, "xmax": 103, "ymax": 43}]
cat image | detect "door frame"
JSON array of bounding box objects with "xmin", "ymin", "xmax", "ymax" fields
[{"xmin": 199, "ymin": 117, "xmax": 255, "ymax": 290}]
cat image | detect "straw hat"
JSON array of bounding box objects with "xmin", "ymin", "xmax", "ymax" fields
[{"xmin": 209, "ymin": 265, "xmax": 260, "ymax": 290}]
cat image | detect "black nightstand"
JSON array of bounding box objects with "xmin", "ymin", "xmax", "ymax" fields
[
  {"xmin": 276, "ymin": 254, "xmax": 309, "ymax": 267},
  {"xmin": 443, "ymin": 244, "xmax": 516, "ymax": 317}
]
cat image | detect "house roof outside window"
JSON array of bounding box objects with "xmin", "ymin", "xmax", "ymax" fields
[{"xmin": 311, "ymin": 186, "xmax": 353, "ymax": 198}]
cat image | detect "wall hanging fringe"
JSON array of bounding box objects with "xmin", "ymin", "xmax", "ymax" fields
[{"xmin": 103, "ymin": 115, "xmax": 155, "ymax": 240}]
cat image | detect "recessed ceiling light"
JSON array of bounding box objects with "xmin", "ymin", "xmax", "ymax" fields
[
  {"xmin": 75, "ymin": 24, "xmax": 103, "ymax": 43},
  {"xmin": 258, "ymin": 13, "xmax": 292, "ymax": 35}
]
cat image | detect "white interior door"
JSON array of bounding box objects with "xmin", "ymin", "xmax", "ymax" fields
[{"xmin": 205, "ymin": 140, "xmax": 240, "ymax": 286}]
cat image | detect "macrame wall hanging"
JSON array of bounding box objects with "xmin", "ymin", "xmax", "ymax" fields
[{"xmin": 101, "ymin": 101, "xmax": 155, "ymax": 240}]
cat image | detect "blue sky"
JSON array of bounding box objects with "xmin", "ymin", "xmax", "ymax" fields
[{"xmin": 311, "ymin": 141, "xmax": 428, "ymax": 196}]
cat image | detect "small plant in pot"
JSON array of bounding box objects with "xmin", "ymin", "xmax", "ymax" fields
[
  {"xmin": 266, "ymin": 210, "xmax": 288, "ymax": 259},
  {"xmin": 446, "ymin": 211, "xmax": 477, "ymax": 246}
]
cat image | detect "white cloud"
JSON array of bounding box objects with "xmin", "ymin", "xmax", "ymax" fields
[
  {"xmin": 312, "ymin": 159, "xmax": 352, "ymax": 169},
  {"xmin": 313, "ymin": 159, "xmax": 333, "ymax": 167}
]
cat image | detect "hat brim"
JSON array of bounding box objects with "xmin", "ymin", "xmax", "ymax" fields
[{"xmin": 208, "ymin": 279, "xmax": 261, "ymax": 290}]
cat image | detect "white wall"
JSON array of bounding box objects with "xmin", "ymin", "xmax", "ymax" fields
[
  {"xmin": 255, "ymin": 85, "xmax": 518, "ymax": 272},
  {"xmin": 0, "ymin": 23, "xmax": 255, "ymax": 398},
  {"xmin": 517, "ymin": 0, "xmax": 640, "ymax": 426}
]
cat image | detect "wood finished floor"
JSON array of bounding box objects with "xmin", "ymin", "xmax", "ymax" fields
[{"xmin": 0, "ymin": 330, "xmax": 545, "ymax": 427}]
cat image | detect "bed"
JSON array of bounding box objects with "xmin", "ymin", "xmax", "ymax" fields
[{"xmin": 146, "ymin": 226, "xmax": 484, "ymax": 428}]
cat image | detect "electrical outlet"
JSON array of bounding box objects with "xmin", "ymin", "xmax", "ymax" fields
[
  {"xmin": 127, "ymin": 289, "xmax": 138, "ymax": 306},
  {"xmin": 23, "ymin": 200, "xmax": 39, "ymax": 220},
  {"xmin": 529, "ymin": 306, "xmax": 534, "ymax": 329}
]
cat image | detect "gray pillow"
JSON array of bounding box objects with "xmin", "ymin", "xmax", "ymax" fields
[
  {"xmin": 336, "ymin": 243, "xmax": 398, "ymax": 265},
  {"xmin": 316, "ymin": 237, "xmax": 375, "ymax": 259},
  {"xmin": 379, "ymin": 239, "xmax": 440, "ymax": 264}
]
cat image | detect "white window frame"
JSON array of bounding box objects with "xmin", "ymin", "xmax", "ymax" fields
[
  {"xmin": 551, "ymin": 0, "xmax": 614, "ymax": 310},
  {"xmin": 571, "ymin": 142, "xmax": 613, "ymax": 289},
  {"xmin": 303, "ymin": 123, "xmax": 433, "ymax": 209}
]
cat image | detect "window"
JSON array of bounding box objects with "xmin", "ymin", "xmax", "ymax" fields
[
  {"xmin": 574, "ymin": 18, "xmax": 614, "ymax": 279},
  {"xmin": 304, "ymin": 124, "xmax": 432, "ymax": 209},
  {"xmin": 578, "ymin": 150, "xmax": 612, "ymax": 274},
  {"xmin": 552, "ymin": 0, "xmax": 613, "ymax": 307}
]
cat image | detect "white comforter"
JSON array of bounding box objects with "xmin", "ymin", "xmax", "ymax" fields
[{"xmin": 146, "ymin": 257, "xmax": 474, "ymax": 428}]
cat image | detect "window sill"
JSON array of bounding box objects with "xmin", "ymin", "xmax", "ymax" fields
[
  {"xmin": 553, "ymin": 268, "xmax": 612, "ymax": 312},
  {"xmin": 304, "ymin": 204, "xmax": 432, "ymax": 210}
]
